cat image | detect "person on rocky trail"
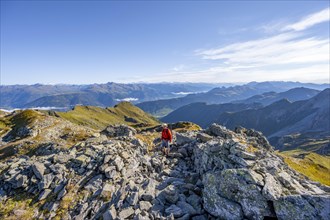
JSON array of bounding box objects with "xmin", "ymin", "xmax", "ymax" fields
[{"xmin": 161, "ymin": 123, "xmax": 172, "ymax": 156}]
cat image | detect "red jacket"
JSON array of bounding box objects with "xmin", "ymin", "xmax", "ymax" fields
[{"xmin": 161, "ymin": 128, "xmax": 172, "ymax": 142}]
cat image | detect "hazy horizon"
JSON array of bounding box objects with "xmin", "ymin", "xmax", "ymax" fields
[
  {"xmin": 1, "ymin": 1, "xmax": 329, "ymax": 84},
  {"xmin": 1, "ymin": 80, "xmax": 330, "ymax": 87}
]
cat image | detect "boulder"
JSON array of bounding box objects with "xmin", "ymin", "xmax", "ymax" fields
[
  {"xmin": 141, "ymin": 179, "xmax": 156, "ymax": 201},
  {"xmin": 274, "ymin": 195, "xmax": 319, "ymax": 220},
  {"xmin": 102, "ymin": 124, "xmax": 137, "ymax": 138},
  {"xmin": 163, "ymin": 185, "xmax": 179, "ymax": 204},
  {"xmin": 203, "ymin": 173, "xmax": 243, "ymax": 219},
  {"xmin": 32, "ymin": 162, "xmax": 46, "ymax": 180},
  {"xmin": 119, "ymin": 207, "xmax": 135, "ymax": 219},
  {"xmin": 208, "ymin": 124, "xmax": 233, "ymax": 139},
  {"xmin": 197, "ymin": 133, "xmax": 213, "ymax": 143},
  {"xmin": 165, "ymin": 204, "xmax": 183, "ymax": 218},
  {"xmin": 103, "ymin": 205, "xmax": 117, "ymax": 220},
  {"xmin": 38, "ymin": 189, "xmax": 52, "ymax": 201},
  {"xmin": 176, "ymin": 132, "xmax": 196, "ymax": 145},
  {"xmin": 139, "ymin": 201, "xmax": 152, "ymax": 211}
]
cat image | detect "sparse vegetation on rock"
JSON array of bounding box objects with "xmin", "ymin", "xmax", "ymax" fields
[{"xmin": 0, "ymin": 117, "xmax": 329, "ymax": 219}]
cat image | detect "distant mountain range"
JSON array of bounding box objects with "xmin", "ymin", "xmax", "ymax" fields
[
  {"xmin": 233, "ymin": 87, "xmax": 320, "ymax": 106},
  {"xmin": 138, "ymin": 82, "xmax": 329, "ymax": 116},
  {"xmin": 163, "ymin": 88, "xmax": 330, "ymax": 154},
  {"xmin": 0, "ymin": 82, "xmax": 225, "ymax": 109},
  {"xmin": 2, "ymin": 81, "xmax": 328, "ymax": 113}
]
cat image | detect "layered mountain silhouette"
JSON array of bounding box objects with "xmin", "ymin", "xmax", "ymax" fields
[
  {"xmin": 0, "ymin": 82, "xmax": 219, "ymax": 109},
  {"xmin": 1, "ymin": 81, "xmax": 328, "ymax": 113},
  {"xmin": 233, "ymin": 87, "xmax": 320, "ymax": 106},
  {"xmin": 163, "ymin": 88, "xmax": 330, "ymax": 154},
  {"xmin": 218, "ymin": 89, "xmax": 329, "ymax": 143},
  {"xmin": 137, "ymin": 82, "xmax": 328, "ymax": 116}
]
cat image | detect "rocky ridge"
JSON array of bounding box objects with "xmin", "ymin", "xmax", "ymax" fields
[{"xmin": 0, "ymin": 124, "xmax": 329, "ymax": 219}]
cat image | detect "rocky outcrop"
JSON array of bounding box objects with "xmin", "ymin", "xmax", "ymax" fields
[
  {"xmin": 0, "ymin": 123, "xmax": 329, "ymax": 219},
  {"xmin": 102, "ymin": 124, "xmax": 137, "ymax": 138}
]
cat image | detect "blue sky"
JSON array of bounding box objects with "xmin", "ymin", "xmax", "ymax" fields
[{"xmin": 1, "ymin": 1, "xmax": 329, "ymax": 85}]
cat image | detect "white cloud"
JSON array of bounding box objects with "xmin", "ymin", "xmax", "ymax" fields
[
  {"xmin": 139, "ymin": 7, "xmax": 329, "ymax": 84},
  {"xmin": 283, "ymin": 7, "xmax": 330, "ymax": 31},
  {"xmin": 196, "ymin": 32, "xmax": 329, "ymax": 66},
  {"xmin": 115, "ymin": 98, "xmax": 139, "ymax": 102}
]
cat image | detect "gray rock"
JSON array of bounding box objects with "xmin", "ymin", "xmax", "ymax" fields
[
  {"xmin": 215, "ymin": 169, "xmax": 271, "ymax": 219},
  {"xmin": 101, "ymin": 183, "xmax": 115, "ymax": 199},
  {"xmin": 274, "ymin": 195, "xmax": 318, "ymax": 220},
  {"xmin": 32, "ymin": 162, "xmax": 46, "ymax": 179},
  {"xmin": 228, "ymin": 154, "xmax": 255, "ymax": 167},
  {"xmin": 176, "ymin": 132, "xmax": 195, "ymax": 145},
  {"xmin": 164, "ymin": 185, "xmax": 179, "ymax": 204},
  {"xmin": 142, "ymin": 179, "xmax": 156, "ymax": 201},
  {"xmin": 104, "ymin": 166, "xmax": 117, "ymax": 179},
  {"xmin": 197, "ymin": 133, "xmax": 213, "ymax": 142},
  {"xmin": 104, "ymin": 155, "xmax": 112, "ymax": 164},
  {"xmin": 74, "ymin": 155, "xmax": 90, "ymax": 164},
  {"xmin": 11, "ymin": 174, "xmax": 28, "ymax": 188},
  {"xmin": 53, "ymin": 182, "xmax": 66, "ymax": 194},
  {"xmin": 134, "ymin": 214, "xmax": 150, "ymax": 220},
  {"xmin": 38, "ymin": 189, "xmax": 52, "ymax": 201},
  {"xmin": 103, "ymin": 205, "xmax": 117, "ymax": 220},
  {"xmin": 165, "ymin": 204, "xmax": 183, "ymax": 218},
  {"xmin": 102, "ymin": 124, "xmax": 137, "ymax": 137},
  {"xmin": 203, "ymin": 173, "xmax": 243, "ymax": 220},
  {"xmin": 54, "ymin": 153, "xmax": 72, "ymax": 163},
  {"xmin": 139, "ymin": 201, "xmax": 152, "ymax": 211},
  {"xmin": 84, "ymin": 174, "xmax": 103, "ymax": 193},
  {"xmin": 57, "ymin": 187, "xmax": 67, "ymax": 200},
  {"xmin": 47, "ymin": 202, "xmax": 59, "ymax": 212},
  {"xmin": 177, "ymin": 201, "xmax": 197, "ymax": 216},
  {"xmin": 303, "ymin": 194, "xmax": 330, "ymax": 220},
  {"xmin": 208, "ymin": 124, "xmax": 233, "ymax": 139},
  {"xmin": 262, "ymin": 173, "xmax": 282, "ymax": 200},
  {"xmin": 39, "ymin": 173, "xmax": 55, "ymax": 189},
  {"xmin": 187, "ymin": 193, "xmax": 202, "ymax": 213},
  {"xmin": 113, "ymin": 157, "xmax": 124, "ymax": 171},
  {"xmin": 119, "ymin": 207, "xmax": 135, "ymax": 219},
  {"xmin": 150, "ymin": 204, "xmax": 165, "ymax": 218},
  {"xmin": 127, "ymin": 192, "xmax": 139, "ymax": 206},
  {"xmin": 131, "ymin": 138, "xmax": 145, "ymax": 147},
  {"xmin": 192, "ymin": 215, "xmax": 208, "ymax": 220}
]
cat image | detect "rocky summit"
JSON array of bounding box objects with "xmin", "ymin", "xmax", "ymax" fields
[{"xmin": 0, "ymin": 123, "xmax": 329, "ymax": 220}]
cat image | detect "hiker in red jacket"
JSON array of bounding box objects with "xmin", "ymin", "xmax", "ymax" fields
[{"xmin": 161, "ymin": 123, "xmax": 172, "ymax": 156}]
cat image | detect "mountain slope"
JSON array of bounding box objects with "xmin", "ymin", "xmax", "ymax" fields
[
  {"xmin": 234, "ymin": 87, "xmax": 320, "ymax": 106},
  {"xmin": 219, "ymin": 89, "xmax": 329, "ymax": 136},
  {"xmin": 162, "ymin": 102, "xmax": 262, "ymax": 128},
  {"xmin": 137, "ymin": 82, "xmax": 328, "ymax": 116},
  {"xmin": 137, "ymin": 85, "xmax": 261, "ymax": 116},
  {"xmin": 24, "ymin": 92, "xmax": 116, "ymax": 108},
  {"xmin": 56, "ymin": 102, "xmax": 159, "ymax": 130},
  {"xmin": 0, "ymin": 82, "xmax": 220, "ymax": 109},
  {"xmin": 218, "ymin": 89, "xmax": 330, "ymax": 153}
]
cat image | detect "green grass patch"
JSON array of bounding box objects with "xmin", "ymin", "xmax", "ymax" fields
[
  {"xmin": 279, "ymin": 150, "xmax": 330, "ymax": 186},
  {"xmin": 0, "ymin": 192, "xmax": 37, "ymax": 219},
  {"xmin": 57, "ymin": 102, "xmax": 159, "ymax": 130}
]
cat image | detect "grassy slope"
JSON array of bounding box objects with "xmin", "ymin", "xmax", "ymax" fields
[
  {"xmin": 0, "ymin": 110, "xmax": 43, "ymax": 136},
  {"xmin": 57, "ymin": 102, "xmax": 159, "ymax": 130},
  {"xmin": 278, "ymin": 150, "xmax": 330, "ymax": 186}
]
